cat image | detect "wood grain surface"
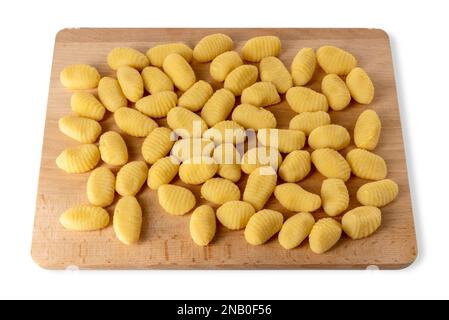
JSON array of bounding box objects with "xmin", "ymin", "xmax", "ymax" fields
[{"xmin": 31, "ymin": 28, "xmax": 417, "ymax": 269}]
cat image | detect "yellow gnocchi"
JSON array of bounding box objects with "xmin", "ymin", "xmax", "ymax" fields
[
  {"xmin": 146, "ymin": 42, "xmax": 193, "ymax": 67},
  {"xmin": 87, "ymin": 167, "xmax": 116, "ymax": 207},
  {"xmin": 346, "ymin": 148, "xmax": 387, "ymax": 180},
  {"xmin": 200, "ymin": 89, "xmax": 236, "ymax": 127},
  {"xmin": 114, "ymin": 107, "xmax": 158, "ymax": 137},
  {"xmin": 241, "ymin": 82, "xmax": 281, "ymax": 107},
  {"xmin": 216, "ymin": 200, "xmax": 255, "ymax": 230},
  {"xmin": 178, "ymin": 80, "xmax": 214, "ymax": 112},
  {"xmin": 242, "ymin": 36, "xmax": 281, "ymax": 62},
  {"xmin": 342, "ymin": 206, "xmax": 382, "ymax": 240},
  {"xmin": 179, "ymin": 157, "xmax": 218, "ymax": 185},
  {"xmin": 135, "ymin": 91, "xmax": 178, "ymax": 118},
  {"xmin": 167, "ymin": 107, "xmax": 208, "ymax": 138},
  {"xmin": 141, "ymin": 66, "xmax": 174, "ymax": 94},
  {"xmin": 98, "ymin": 77, "xmax": 128, "ymax": 112},
  {"xmin": 162, "ymin": 53, "xmax": 196, "ymax": 91},
  {"xmin": 289, "ymin": 111, "xmax": 331, "ymax": 136},
  {"xmin": 356, "ymin": 179, "xmax": 399, "ymax": 207},
  {"xmin": 291, "ymin": 48, "xmax": 316, "ymax": 86},
  {"xmin": 115, "ymin": 161, "xmax": 148, "ymax": 196},
  {"xmin": 200, "ymin": 178, "xmax": 241, "ymax": 204},
  {"xmin": 107, "ymin": 47, "xmax": 149, "ymax": 71},
  {"xmin": 60, "ymin": 205, "xmax": 109, "ymax": 231},
  {"xmin": 203, "ymin": 120, "xmax": 246, "ymax": 145},
  {"xmin": 259, "ymin": 57, "xmax": 293, "ymax": 94},
  {"xmin": 58, "ymin": 115, "xmax": 101, "ymax": 143},
  {"xmin": 308, "ymin": 124, "xmax": 350, "ymax": 150},
  {"xmin": 210, "ymin": 51, "xmax": 243, "ymax": 82},
  {"xmin": 241, "ymin": 147, "xmax": 282, "ymax": 174},
  {"xmin": 141, "ymin": 127, "xmax": 175, "ymax": 164},
  {"xmin": 193, "ymin": 33, "xmax": 233, "ymax": 62},
  {"xmin": 189, "ymin": 205, "xmax": 216, "ymax": 246},
  {"xmin": 56, "ymin": 144, "xmax": 100, "ymax": 174},
  {"xmin": 346, "ymin": 67, "xmax": 375, "ymax": 104},
  {"xmin": 147, "ymin": 156, "xmax": 180, "ymax": 190},
  {"xmin": 224, "ymin": 65, "xmax": 258, "ymax": 96},
  {"xmin": 244, "ymin": 209, "xmax": 284, "ymax": 245},
  {"xmin": 117, "ymin": 66, "xmax": 144, "ymax": 102},
  {"xmin": 321, "ymin": 74, "xmax": 351, "ymax": 111},
  {"xmin": 257, "ymin": 128, "xmax": 306, "ymax": 153},
  {"xmin": 278, "ymin": 212, "xmax": 315, "ymax": 250},
  {"xmin": 309, "ymin": 218, "xmax": 342, "ymax": 254},
  {"xmin": 232, "ymin": 103, "xmax": 277, "ymax": 130},
  {"xmin": 71, "ymin": 92, "xmax": 106, "ymax": 121},
  {"xmin": 321, "ymin": 178, "xmax": 349, "ymax": 217},
  {"xmin": 213, "ymin": 143, "xmax": 242, "ymax": 182},
  {"xmin": 158, "ymin": 184, "xmax": 196, "ymax": 216},
  {"xmin": 286, "ymin": 87, "xmax": 329, "ymax": 113},
  {"xmin": 243, "ymin": 166, "xmax": 277, "ymax": 211},
  {"xmin": 113, "ymin": 196, "xmax": 142, "ymax": 245},
  {"xmin": 316, "ymin": 45, "xmax": 357, "ymax": 75},
  {"xmin": 171, "ymin": 138, "xmax": 214, "ymax": 162},
  {"xmin": 274, "ymin": 183, "xmax": 321, "ymax": 212},
  {"xmin": 354, "ymin": 109, "xmax": 381, "ymax": 150},
  {"xmin": 311, "ymin": 148, "xmax": 351, "ymax": 181},
  {"xmin": 98, "ymin": 131, "xmax": 128, "ymax": 166},
  {"xmin": 278, "ymin": 150, "xmax": 311, "ymax": 182},
  {"xmin": 60, "ymin": 64, "xmax": 100, "ymax": 90}
]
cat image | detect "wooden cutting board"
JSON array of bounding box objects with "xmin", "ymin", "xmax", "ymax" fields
[{"xmin": 31, "ymin": 28, "xmax": 417, "ymax": 269}]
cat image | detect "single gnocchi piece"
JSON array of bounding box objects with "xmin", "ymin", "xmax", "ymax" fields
[
  {"xmin": 311, "ymin": 148, "xmax": 351, "ymax": 181},
  {"xmin": 162, "ymin": 53, "xmax": 196, "ymax": 91},
  {"xmin": 210, "ymin": 51, "xmax": 243, "ymax": 82},
  {"xmin": 278, "ymin": 212, "xmax": 315, "ymax": 250},
  {"xmin": 146, "ymin": 42, "xmax": 193, "ymax": 67},
  {"xmin": 98, "ymin": 77, "xmax": 128, "ymax": 112},
  {"xmin": 224, "ymin": 65, "xmax": 258, "ymax": 96},
  {"xmin": 213, "ymin": 143, "xmax": 242, "ymax": 182},
  {"xmin": 167, "ymin": 107, "xmax": 208, "ymax": 138},
  {"xmin": 321, "ymin": 178, "xmax": 349, "ymax": 217},
  {"xmin": 115, "ymin": 161, "xmax": 148, "ymax": 196},
  {"xmin": 200, "ymin": 178, "xmax": 241, "ymax": 204},
  {"xmin": 87, "ymin": 167, "xmax": 116, "ymax": 207},
  {"xmin": 60, "ymin": 205, "xmax": 109, "ymax": 231},
  {"xmin": 71, "ymin": 92, "xmax": 106, "ymax": 121},
  {"xmin": 291, "ymin": 48, "xmax": 317, "ymax": 86},
  {"xmin": 113, "ymin": 196, "xmax": 142, "ymax": 245},
  {"xmin": 158, "ymin": 184, "xmax": 196, "ymax": 216},
  {"xmin": 242, "ymin": 36, "xmax": 281, "ymax": 62},
  {"xmin": 346, "ymin": 67, "xmax": 375, "ymax": 104},
  {"xmin": 278, "ymin": 150, "xmax": 311, "ymax": 182},
  {"xmin": 107, "ymin": 47, "xmax": 149, "ymax": 70},
  {"xmin": 346, "ymin": 148, "xmax": 387, "ymax": 180},
  {"xmin": 203, "ymin": 120, "xmax": 246, "ymax": 145},
  {"xmin": 200, "ymin": 89, "xmax": 236, "ymax": 127},
  {"xmin": 354, "ymin": 109, "xmax": 381, "ymax": 150},
  {"xmin": 257, "ymin": 129, "xmax": 306, "ymax": 153},
  {"xmin": 244, "ymin": 209, "xmax": 284, "ymax": 245},
  {"xmin": 259, "ymin": 57, "xmax": 293, "ymax": 94},
  {"xmin": 321, "ymin": 74, "xmax": 351, "ymax": 111},
  {"xmin": 190, "ymin": 205, "xmax": 216, "ymax": 246},
  {"xmin": 135, "ymin": 91, "xmax": 177, "ymax": 118},
  {"xmin": 316, "ymin": 45, "xmax": 357, "ymax": 75},
  {"xmin": 243, "ymin": 166, "xmax": 277, "ymax": 211},
  {"xmin": 342, "ymin": 206, "xmax": 382, "ymax": 240},
  {"xmin": 241, "ymin": 82, "xmax": 281, "ymax": 107},
  {"xmin": 117, "ymin": 66, "xmax": 144, "ymax": 102},
  {"xmin": 356, "ymin": 179, "xmax": 399, "ymax": 207},
  {"xmin": 141, "ymin": 127, "xmax": 175, "ymax": 164},
  {"xmin": 114, "ymin": 107, "xmax": 158, "ymax": 137},
  {"xmin": 60, "ymin": 64, "xmax": 100, "ymax": 90},
  {"xmin": 58, "ymin": 115, "xmax": 101, "ymax": 143},
  {"xmin": 178, "ymin": 80, "xmax": 214, "ymax": 112},
  {"xmin": 286, "ymin": 87, "xmax": 329, "ymax": 113},
  {"xmin": 241, "ymin": 147, "xmax": 282, "ymax": 174},
  {"xmin": 141, "ymin": 66, "xmax": 174, "ymax": 94},
  {"xmin": 309, "ymin": 218, "xmax": 342, "ymax": 254},
  {"xmin": 216, "ymin": 200, "xmax": 255, "ymax": 230},
  {"xmin": 98, "ymin": 131, "xmax": 128, "ymax": 166},
  {"xmin": 56, "ymin": 144, "xmax": 100, "ymax": 174},
  {"xmin": 193, "ymin": 33, "xmax": 233, "ymax": 62},
  {"xmin": 289, "ymin": 111, "xmax": 331, "ymax": 136},
  {"xmin": 308, "ymin": 124, "xmax": 351, "ymax": 150},
  {"xmin": 147, "ymin": 156, "xmax": 180, "ymax": 190},
  {"xmin": 171, "ymin": 138, "xmax": 215, "ymax": 162},
  {"xmin": 232, "ymin": 103, "xmax": 277, "ymax": 130},
  {"xmin": 179, "ymin": 157, "xmax": 218, "ymax": 185},
  {"xmin": 274, "ymin": 183, "xmax": 321, "ymax": 212}
]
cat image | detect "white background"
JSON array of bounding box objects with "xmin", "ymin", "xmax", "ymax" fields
[{"xmin": 0, "ymin": 0, "xmax": 447, "ymax": 300}]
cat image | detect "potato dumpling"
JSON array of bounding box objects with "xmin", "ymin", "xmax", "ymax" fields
[
  {"xmin": 242, "ymin": 36, "xmax": 281, "ymax": 62},
  {"xmin": 193, "ymin": 33, "xmax": 233, "ymax": 62},
  {"xmin": 60, "ymin": 64, "xmax": 100, "ymax": 90}
]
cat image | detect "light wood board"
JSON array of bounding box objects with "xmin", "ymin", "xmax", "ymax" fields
[{"xmin": 31, "ymin": 28, "xmax": 417, "ymax": 269}]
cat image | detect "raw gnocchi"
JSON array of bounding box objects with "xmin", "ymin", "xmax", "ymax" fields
[
  {"xmin": 114, "ymin": 107, "xmax": 158, "ymax": 137},
  {"xmin": 171, "ymin": 138, "xmax": 215, "ymax": 162},
  {"xmin": 210, "ymin": 51, "xmax": 243, "ymax": 82},
  {"xmin": 311, "ymin": 148, "xmax": 351, "ymax": 181},
  {"xmin": 291, "ymin": 48, "xmax": 316, "ymax": 86},
  {"xmin": 60, "ymin": 64, "xmax": 100, "ymax": 90},
  {"xmin": 241, "ymin": 82, "xmax": 281, "ymax": 108},
  {"xmin": 243, "ymin": 166, "xmax": 277, "ymax": 211},
  {"xmin": 141, "ymin": 66, "xmax": 174, "ymax": 94},
  {"xmin": 71, "ymin": 92, "xmax": 106, "ymax": 121},
  {"xmin": 117, "ymin": 66, "xmax": 144, "ymax": 102},
  {"xmin": 193, "ymin": 33, "xmax": 233, "ymax": 62},
  {"xmin": 216, "ymin": 200, "xmax": 255, "ymax": 230},
  {"xmin": 203, "ymin": 120, "xmax": 246, "ymax": 145},
  {"xmin": 56, "ymin": 144, "xmax": 100, "ymax": 174},
  {"xmin": 278, "ymin": 150, "xmax": 311, "ymax": 182},
  {"xmin": 146, "ymin": 42, "xmax": 193, "ymax": 67},
  {"xmin": 342, "ymin": 206, "xmax": 381, "ymax": 240},
  {"xmin": 98, "ymin": 131, "xmax": 128, "ymax": 166},
  {"xmin": 158, "ymin": 184, "xmax": 196, "ymax": 216},
  {"xmin": 354, "ymin": 109, "xmax": 381, "ymax": 150},
  {"xmin": 278, "ymin": 212, "xmax": 315, "ymax": 250},
  {"xmin": 231, "ymin": 103, "xmax": 277, "ymax": 130},
  {"xmin": 213, "ymin": 143, "xmax": 242, "ymax": 182},
  {"xmin": 316, "ymin": 45, "xmax": 357, "ymax": 75},
  {"xmin": 309, "ymin": 218, "xmax": 342, "ymax": 254},
  {"xmin": 113, "ymin": 196, "xmax": 142, "ymax": 245},
  {"xmin": 167, "ymin": 107, "xmax": 208, "ymax": 138},
  {"xmin": 115, "ymin": 161, "xmax": 148, "ymax": 196},
  {"xmin": 321, "ymin": 74, "xmax": 351, "ymax": 111},
  {"xmin": 257, "ymin": 128, "xmax": 306, "ymax": 153},
  {"xmin": 200, "ymin": 88, "xmax": 236, "ymax": 127},
  {"xmin": 244, "ymin": 209, "xmax": 284, "ymax": 245},
  {"xmin": 98, "ymin": 77, "xmax": 128, "ymax": 112},
  {"xmin": 147, "ymin": 156, "xmax": 180, "ymax": 190},
  {"xmin": 179, "ymin": 157, "xmax": 218, "ymax": 185},
  {"xmin": 346, "ymin": 67, "xmax": 375, "ymax": 104},
  {"xmin": 308, "ymin": 124, "xmax": 350, "ymax": 150},
  {"xmin": 178, "ymin": 80, "xmax": 214, "ymax": 112},
  {"xmin": 241, "ymin": 147, "xmax": 282, "ymax": 174},
  {"xmin": 58, "ymin": 115, "xmax": 101, "ymax": 144},
  {"xmin": 286, "ymin": 87, "xmax": 329, "ymax": 113},
  {"xmin": 259, "ymin": 56, "xmax": 293, "ymax": 94},
  {"xmin": 107, "ymin": 47, "xmax": 149, "ymax": 70},
  {"xmin": 135, "ymin": 91, "xmax": 178, "ymax": 118},
  {"xmin": 321, "ymin": 178, "xmax": 349, "ymax": 217},
  {"xmin": 190, "ymin": 205, "xmax": 216, "ymax": 246},
  {"xmin": 60, "ymin": 205, "xmax": 109, "ymax": 231},
  {"xmin": 346, "ymin": 148, "xmax": 387, "ymax": 180},
  {"xmin": 87, "ymin": 167, "xmax": 116, "ymax": 207},
  {"xmin": 141, "ymin": 127, "xmax": 175, "ymax": 164},
  {"xmin": 224, "ymin": 65, "xmax": 258, "ymax": 96},
  {"xmin": 289, "ymin": 111, "xmax": 331, "ymax": 136},
  {"xmin": 162, "ymin": 53, "xmax": 196, "ymax": 91},
  {"xmin": 200, "ymin": 178, "xmax": 241, "ymax": 204},
  {"xmin": 242, "ymin": 36, "xmax": 281, "ymax": 62},
  {"xmin": 356, "ymin": 179, "xmax": 399, "ymax": 207},
  {"xmin": 274, "ymin": 183, "xmax": 321, "ymax": 212}
]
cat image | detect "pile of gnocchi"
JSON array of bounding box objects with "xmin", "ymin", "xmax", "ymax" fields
[{"xmin": 57, "ymin": 33, "xmax": 399, "ymax": 254}]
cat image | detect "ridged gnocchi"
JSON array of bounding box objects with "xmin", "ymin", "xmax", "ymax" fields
[
  {"xmin": 311, "ymin": 148, "xmax": 351, "ymax": 181},
  {"xmin": 158, "ymin": 184, "xmax": 196, "ymax": 216},
  {"xmin": 200, "ymin": 89, "xmax": 236, "ymax": 127},
  {"xmin": 60, "ymin": 64, "xmax": 100, "ymax": 90},
  {"xmin": 141, "ymin": 66, "xmax": 174, "ymax": 94},
  {"xmin": 87, "ymin": 167, "xmax": 116, "ymax": 207},
  {"xmin": 216, "ymin": 200, "xmax": 255, "ymax": 230},
  {"xmin": 346, "ymin": 148, "xmax": 387, "ymax": 180},
  {"xmin": 257, "ymin": 128, "xmax": 306, "ymax": 153},
  {"xmin": 243, "ymin": 166, "xmax": 277, "ymax": 211},
  {"xmin": 146, "ymin": 42, "xmax": 193, "ymax": 67},
  {"xmin": 213, "ymin": 143, "xmax": 242, "ymax": 182},
  {"xmin": 162, "ymin": 53, "xmax": 196, "ymax": 91},
  {"xmin": 346, "ymin": 67, "xmax": 375, "ymax": 104},
  {"xmin": 200, "ymin": 178, "xmax": 241, "ymax": 204},
  {"xmin": 210, "ymin": 51, "xmax": 243, "ymax": 82},
  {"xmin": 190, "ymin": 205, "xmax": 216, "ymax": 246},
  {"xmin": 316, "ymin": 45, "xmax": 357, "ymax": 75},
  {"xmin": 98, "ymin": 131, "xmax": 128, "ymax": 166},
  {"xmin": 135, "ymin": 91, "xmax": 177, "ymax": 118},
  {"xmin": 259, "ymin": 57, "xmax": 292, "ymax": 94},
  {"xmin": 179, "ymin": 157, "xmax": 218, "ymax": 185},
  {"xmin": 224, "ymin": 65, "xmax": 258, "ymax": 96},
  {"xmin": 308, "ymin": 124, "xmax": 350, "ymax": 150},
  {"xmin": 286, "ymin": 87, "xmax": 329, "ymax": 113},
  {"xmin": 232, "ymin": 103, "xmax": 277, "ymax": 130},
  {"xmin": 342, "ymin": 206, "xmax": 382, "ymax": 240},
  {"xmin": 107, "ymin": 47, "xmax": 149, "ymax": 70},
  {"xmin": 241, "ymin": 147, "xmax": 282, "ymax": 174},
  {"xmin": 309, "ymin": 218, "xmax": 342, "ymax": 254},
  {"xmin": 71, "ymin": 92, "xmax": 106, "ymax": 121},
  {"xmin": 321, "ymin": 178, "xmax": 349, "ymax": 217},
  {"xmin": 98, "ymin": 77, "xmax": 128, "ymax": 112},
  {"xmin": 147, "ymin": 156, "xmax": 180, "ymax": 190},
  {"xmin": 356, "ymin": 179, "xmax": 399, "ymax": 207},
  {"xmin": 274, "ymin": 183, "xmax": 321, "ymax": 212},
  {"xmin": 193, "ymin": 33, "xmax": 233, "ymax": 62},
  {"xmin": 56, "ymin": 144, "xmax": 100, "ymax": 174},
  {"xmin": 113, "ymin": 196, "xmax": 142, "ymax": 245},
  {"xmin": 58, "ymin": 115, "xmax": 101, "ymax": 143},
  {"xmin": 278, "ymin": 212, "xmax": 315, "ymax": 250},
  {"xmin": 242, "ymin": 36, "xmax": 281, "ymax": 62},
  {"xmin": 278, "ymin": 150, "xmax": 311, "ymax": 182},
  {"xmin": 167, "ymin": 107, "xmax": 208, "ymax": 138},
  {"xmin": 141, "ymin": 127, "xmax": 175, "ymax": 164},
  {"xmin": 178, "ymin": 80, "xmax": 213, "ymax": 112},
  {"xmin": 115, "ymin": 161, "xmax": 148, "ymax": 196},
  {"xmin": 291, "ymin": 48, "xmax": 316, "ymax": 86},
  {"xmin": 117, "ymin": 66, "xmax": 144, "ymax": 102},
  {"xmin": 354, "ymin": 109, "xmax": 381, "ymax": 150},
  {"xmin": 60, "ymin": 205, "xmax": 109, "ymax": 231},
  {"xmin": 244, "ymin": 209, "xmax": 284, "ymax": 245},
  {"xmin": 321, "ymin": 74, "xmax": 351, "ymax": 111},
  {"xmin": 171, "ymin": 138, "xmax": 215, "ymax": 162},
  {"xmin": 114, "ymin": 107, "xmax": 158, "ymax": 137},
  {"xmin": 241, "ymin": 82, "xmax": 280, "ymax": 107},
  {"xmin": 203, "ymin": 120, "xmax": 246, "ymax": 145},
  {"xmin": 289, "ymin": 111, "xmax": 331, "ymax": 136}
]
